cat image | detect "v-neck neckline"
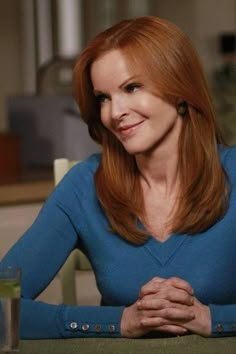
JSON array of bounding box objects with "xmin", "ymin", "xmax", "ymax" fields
[{"xmin": 144, "ymin": 233, "xmax": 188, "ymax": 266}]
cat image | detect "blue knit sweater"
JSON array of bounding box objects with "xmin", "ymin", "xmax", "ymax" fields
[{"xmin": 1, "ymin": 146, "xmax": 236, "ymax": 339}]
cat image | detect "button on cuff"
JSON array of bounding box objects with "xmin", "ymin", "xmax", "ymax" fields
[
  {"xmin": 81, "ymin": 323, "xmax": 90, "ymax": 332},
  {"xmin": 69, "ymin": 321, "xmax": 78, "ymax": 330},
  {"xmin": 95, "ymin": 324, "xmax": 102, "ymax": 333},
  {"xmin": 65, "ymin": 320, "xmax": 119, "ymax": 335},
  {"xmin": 89, "ymin": 323, "xmax": 117, "ymax": 334},
  {"xmin": 209, "ymin": 304, "xmax": 236, "ymax": 337},
  {"xmin": 108, "ymin": 324, "xmax": 116, "ymax": 333},
  {"xmin": 215, "ymin": 323, "xmax": 224, "ymax": 333}
]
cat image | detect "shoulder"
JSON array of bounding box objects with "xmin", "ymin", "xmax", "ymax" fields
[
  {"xmin": 55, "ymin": 153, "xmax": 101, "ymax": 192},
  {"xmin": 219, "ymin": 145, "xmax": 236, "ymax": 181},
  {"xmin": 50, "ymin": 154, "xmax": 101, "ymax": 207},
  {"xmin": 68, "ymin": 153, "xmax": 101, "ymax": 178}
]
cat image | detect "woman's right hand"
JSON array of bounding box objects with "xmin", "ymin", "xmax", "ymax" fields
[{"xmin": 120, "ymin": 277, "xmax": 195, "ymax": 338}]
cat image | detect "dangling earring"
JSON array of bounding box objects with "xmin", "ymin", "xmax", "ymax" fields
[{"xmin": 177, "ymin": 101, "xmax": 188, "ymax": 116}]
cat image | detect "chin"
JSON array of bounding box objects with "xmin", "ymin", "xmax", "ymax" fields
[
  {"xmin": 122, "ymin": 139, "xmax": 151, "ymax": 153},
  {"xmin": 123, "ymin": 146, "xmax": 145, "ymax": 155},
  {"xmin": 119, "ymin": 138, "xmax": 151, "ymax": 155}
]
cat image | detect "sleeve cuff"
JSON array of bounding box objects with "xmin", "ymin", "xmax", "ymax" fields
[
  {"xmin": 209, "ymin": 304, "xmax": 236, "ymax": 337},
  {"xmin": 58, "ymin": 305, "xmax": 125, "ymax": 338}
]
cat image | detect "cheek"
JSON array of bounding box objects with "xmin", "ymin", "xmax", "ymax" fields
[{"xmin": 100, "ymin": 105, "xmax": 111, "ymax": 128}]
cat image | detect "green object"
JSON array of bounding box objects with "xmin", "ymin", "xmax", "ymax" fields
[
  {"xmin": 20, "ymin": 336, "xmax": 236, "ymax": 354},
  {"xmin": 0, "ymin": 279, "xmax": 20, "ymax": 298}
]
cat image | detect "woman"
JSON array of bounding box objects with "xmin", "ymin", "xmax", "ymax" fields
[{"xmin": 1, "ymin": 16, "xmax": 236, "ymax": 339}]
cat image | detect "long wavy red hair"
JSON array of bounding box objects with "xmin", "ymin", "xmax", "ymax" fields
[{"xmin": 74, "ymin": 16, "xmax": 229, "ymax": 244}]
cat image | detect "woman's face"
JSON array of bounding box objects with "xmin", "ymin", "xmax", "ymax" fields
[{"xmin": 90, "ymin": 49, "xmax": 183, "ymax": 156}]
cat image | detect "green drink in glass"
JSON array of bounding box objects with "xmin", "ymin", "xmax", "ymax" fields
[{"xmin": 0, "ymin": 267, "xmax": 21, "ymax": 353}]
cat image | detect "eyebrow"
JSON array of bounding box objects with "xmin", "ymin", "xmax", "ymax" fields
[
  {"xmin": 93, "ymin": 75, "xmax": 140, "ymax": 95},
  {"xmin": 118, "ymin": 75, "xmax": 138, "ymax": 89}
]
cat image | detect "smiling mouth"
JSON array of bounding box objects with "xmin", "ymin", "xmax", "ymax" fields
[{"xmin": 118, "ymin": 121, "xmax": 144, "ymax": 136}]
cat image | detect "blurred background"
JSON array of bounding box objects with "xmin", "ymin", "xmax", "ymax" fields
[
  {"xmin": 0, "ymin": 0, "xmax": 235, "ymax": 193},
  {"xmin": 0, "ymin": 0, "xmax": 235, "ymax": 305}
]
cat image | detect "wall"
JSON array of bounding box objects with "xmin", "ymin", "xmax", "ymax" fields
[
  {"xmin": 154, "ymin": 0, "xmax": 236, "ymax": 76},
  {"xmin": 0, "ymin": 1, "xmax": 22, "ymax": 132},
  {"xmin": 0, "ymin": 0, "xmax": 235, "ymax": 131},
  {"xmin": 0, "ymin": 202, "xmax": 100, "ymax": 305},
  {"xmin": 153, "ymin": 0, "xmax": 196, "ymax": 42},
  {"xmin": 193, "ymin": 0, "xmax": 236, "ymax": 74}
]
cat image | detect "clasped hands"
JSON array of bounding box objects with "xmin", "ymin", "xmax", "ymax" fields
[{"xmin": 120, "ymin": 276, "xmax": 211, "ymax": 338}]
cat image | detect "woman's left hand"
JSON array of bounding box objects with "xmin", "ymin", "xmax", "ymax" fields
[
  {"xmin": 138, "ymin": 277, "xmax": 211, "ymax": 337},
  {"xmin": 180, "ymin": 296, "xmax": 211, "ymax": 337},
  {"xmin": 149, "ymin": 296, "xmax": 211, "ymax": 337}
]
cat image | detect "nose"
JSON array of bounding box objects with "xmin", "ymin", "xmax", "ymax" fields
[{"xmin": 111, "ymin": 95, "xmax": 128, "ymax": 121}]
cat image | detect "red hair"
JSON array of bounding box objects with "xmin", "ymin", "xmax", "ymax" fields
[{"xmin": 74, "ymin": 16, "xmax": 229, "ymax": 244}]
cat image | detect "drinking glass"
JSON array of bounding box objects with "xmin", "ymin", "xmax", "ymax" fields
[{"xmin": 0, "ymin": 267, "xmax": 21, "ymax": 353}]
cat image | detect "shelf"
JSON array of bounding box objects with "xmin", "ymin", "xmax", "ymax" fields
[{"xmin": 0, "ymin": 180, "xmax": 54, "ymax": 205}]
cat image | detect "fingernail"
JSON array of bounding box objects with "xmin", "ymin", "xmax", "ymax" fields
[{"xmin": 177, "ymin": 329, "xmax": 187, "ymax": 336}]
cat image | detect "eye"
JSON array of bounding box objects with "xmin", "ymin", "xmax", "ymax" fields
[
  {"xmin": 96, "ymin": 94, "xmax": 108, "ymax": 104},
  {"xmin": 125, "ymin": 83, "xmax": 141, "ymax": 93}
]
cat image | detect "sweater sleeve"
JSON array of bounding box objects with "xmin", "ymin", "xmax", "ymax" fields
[
  {"xmin": 209, "ymin": 304, "xmax": 236, "ymax": 337},
  {"xmin": 209, "ymin": 146, "xmax": 236, "ymax": 337},
  {"xmin": 20, "ymin": 299, "xmax": 124, "ymax": 339},
  {"xmin": 0, "ymin": 159, "xmax": 124, "ymax": 339}
]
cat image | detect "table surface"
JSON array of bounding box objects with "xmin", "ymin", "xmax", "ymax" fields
[{"xmin": 19, "ymin": 335, "xmax": 236, "ymax": 354}]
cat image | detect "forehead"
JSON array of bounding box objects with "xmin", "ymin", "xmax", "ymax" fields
[{"xmin": 90, "ymin": 49, "xmax": 139, "ymax": 88}]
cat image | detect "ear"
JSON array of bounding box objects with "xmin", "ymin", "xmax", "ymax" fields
[{"xmin": 177, "ymin": 101, "xmax": 188, "ymax": 116}]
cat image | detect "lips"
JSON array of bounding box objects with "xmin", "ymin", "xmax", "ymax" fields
[{"xmin": 118, "ymin": 121, "xmax": 144, "ymax": 133}]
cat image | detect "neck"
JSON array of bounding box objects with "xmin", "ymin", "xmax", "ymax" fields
[{"xmin": 135, "ymin": 143, "xmax": 180, "ymax": 199}]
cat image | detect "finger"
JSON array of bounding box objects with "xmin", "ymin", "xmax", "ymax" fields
[
  {"xmin": 139, "ymin": 288, "xmax": 194, "ymax": 308},
  {"xmin": 137, "ymin": 298, "xmax": 170, "ymax": 310},
  {"xmin": 152, "ymin": 277, "xmax": 166, "ymax": 283},
  {"xmin": 155, "ymin": 324, "xmax": 188, "ymax": 335},
  {"xmin": 140, "ymin": 317, "xmax": 194, "ymax": 330},
  {"xmin": 140, "ymin": 307, "xmax": 195, "ymax": 323},
  {"xmin": 139, "ymin": 277, "xmax": 194, "ymax": 299},
  {"xmin": 165, "ymin": 277, "xmax": 194, "ymax": 295},
  {"xmin": 154, "ymin": 307, "xmax": 195, "ymax": 321},
  {"xmin": 139, "ymin": 277, "xmax": 165, "ymax": 298},
  {"xmin": 164, "ymin": 288, "xmax": 194, "ymax": 305}
]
